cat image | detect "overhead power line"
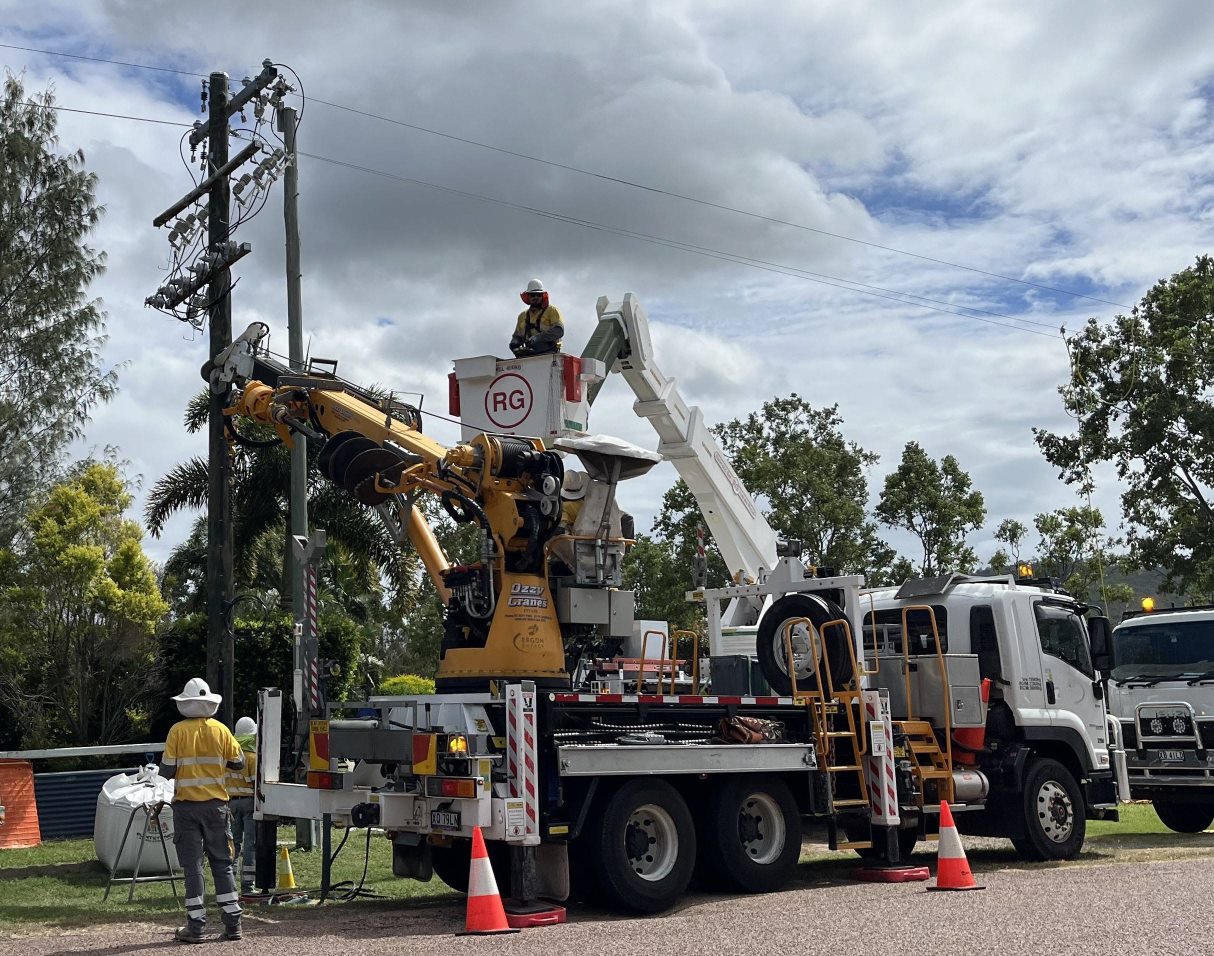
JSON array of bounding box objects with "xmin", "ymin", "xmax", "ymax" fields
[
  {"xmin": 24, "ymin": 96, "xmax": 1062, "ymax": 339},
  {"xmin": 27, "ymin": 96, "xmax": 1062, "ymax": 338},
  {"xmin": 1, "ymin": 40, "xmax": 1133, "ymax": 311},
  {"xmin": 26, "ymin": 100, "xmax": 192, "ymax": 127},
  {"xmin": 297, "ymin": 149, "xmax": 1062, "ymax": 339}
]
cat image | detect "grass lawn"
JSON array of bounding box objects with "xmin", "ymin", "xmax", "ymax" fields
[
  {"xmin": 0, "ymin": 828, "xmax": 454, "ymax": 932},
  {"xmin": 0, "ymin": 803, "xmax": 1207, "ymax": 932}
]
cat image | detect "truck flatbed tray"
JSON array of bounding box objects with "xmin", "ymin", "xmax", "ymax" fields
[
  {"xmin": 557, "ymin": 742, "xmax": 817, "ymax": 775},
  {"xmin": 551, "ymin": 693, "xmax": 800, "ymax": 706}
]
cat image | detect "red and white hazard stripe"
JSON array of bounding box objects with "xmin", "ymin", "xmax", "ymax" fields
[
  {"xmin": 551, "ymin": 693, "xmax": 795, "ymax": 706},
  {"xmin": 862, "ymin": 689, "xmax": 899, "ymax": 826},
  {"xmin": 305, "ymin": 565, "xmax": 320, "ymax": 711},
  {"xmin": 506, "ymin": 684, "xmax": 540, "ymax": 846}
]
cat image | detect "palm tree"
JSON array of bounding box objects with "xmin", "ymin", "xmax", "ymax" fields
[{"xmin": 146, "ymin": 390, "xmax": 419, "ymax": 608}]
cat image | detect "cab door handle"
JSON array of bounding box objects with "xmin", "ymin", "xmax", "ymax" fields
[{"xmin": 1046, "ymin": 680, "xmax": 1056, "ymax": 705}]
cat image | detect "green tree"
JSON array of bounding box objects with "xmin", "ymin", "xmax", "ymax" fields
[
  {"xmin": 621, "ymin": 480, "xmax": 731, "ymax": 633},
  {"xmin": 876, "ymin": 442, "xmax": 986, "ymax": 575},
  {"xmin": 1035, "ymin": 255, "xmax": 1214, "ymax": 600},
  {"xmin": 147, "ymin": 391, "xmax": 420, "ymax": 606},
  {"xmin": 715, "ymin": 396, "xmax": 891, "ymax": 573},
  {"xmin": 0, "ymin": 73, "xmax": 117, "ymax": 547},
  {"xmin": 988, "ymin": 517, "xmax": 1029, "ymax": 574},
  {"xmin": 153, "ymin": 610, "xmax": 361, "ymax": 739},
  {"xmin": 0, "ymin": 462, "xmax": 167, "ymax": 748},
  {"xmin": 1032, "ymin": 505, "xmax": 1134, "ymax": 609}
]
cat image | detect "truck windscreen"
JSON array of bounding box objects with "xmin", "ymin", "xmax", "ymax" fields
[{"xmin": 1112, "ymin": 619, "xmax": 1214, "ymax": 683}]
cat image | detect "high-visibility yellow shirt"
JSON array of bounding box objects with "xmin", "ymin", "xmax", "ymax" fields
[
  {"xmin": 163, "ymin": 718, "xmax": 242, "ymax": 802},
  {"xmin": 225, "ymin": 747, "xmax": 257, "ymax": 798},
  {"xmin": 513, "ymin": 305, "xmax": 564, "ymax": 345}
]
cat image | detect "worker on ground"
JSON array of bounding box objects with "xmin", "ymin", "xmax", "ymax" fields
[
  {"xmin": 510, "ymin": 278, "xmax": 564, "ymax": 356},
  {"xmin": 159, "ymin": 678, "xmax": 244, "ymax": 943},
  {"xmin": 227, "ymin": 716, "xmax": 258, "ymax": 897}
]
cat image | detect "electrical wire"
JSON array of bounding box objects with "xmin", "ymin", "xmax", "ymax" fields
[
  {"xmin": 299, "ymin": 149, "xmax": 1064, "ymax": 339},
  {"xmin": 14, "ymin": 70, "xmax": 1085, "ymax": 338},
  {"xmin": 321, "ymin": 825, "xmax": 381, "ymax": 902},
  {"xmin": 23, "ymin": 99, "xmax": 191, "ymax": 127},
  {"xmin": 28, "ymin": 94, "xmax": 1064, "ymax": 339},
  {"xmin": 0, "ymin": 40, "xmax": 1134, "ymax": 310}
]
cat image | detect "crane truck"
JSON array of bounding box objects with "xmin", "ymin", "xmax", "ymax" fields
[
  {"xmin": 579, "ymin": 294, "xmax": 1125, "ymax": 861},
  {"xmin": 217, "ymin": 298, "xmax": 1121, "ymax": 916}
]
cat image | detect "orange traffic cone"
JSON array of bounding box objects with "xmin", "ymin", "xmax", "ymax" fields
[
  {"xmin": 929, "ymin": 800, "xmax": 984, "ymax": 892},
  {"xmin": 458, "ymin": 827, "xmax": 520, "ymax": 936}
]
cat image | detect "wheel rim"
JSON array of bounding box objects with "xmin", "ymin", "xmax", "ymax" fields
[
  {"xmin": 737, "ymin": 792, "xmax": 786, "ymax": 865},
  {"xmin": 773, "ymin": 621, "xmax": 820, "ymax": 682},
  {"xmin": 625, "ymin": 803, "xmax": 679, "ymax": 881},
  {"xmin": 1036, "ymin": 779, "xmax": 1074, "ymax": 843}
]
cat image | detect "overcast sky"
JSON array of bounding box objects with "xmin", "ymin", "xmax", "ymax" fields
[{"xmin": 3, "ymin": 2, "xmax": 1213, "ymax": 571}]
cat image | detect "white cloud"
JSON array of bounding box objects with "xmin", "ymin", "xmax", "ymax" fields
[{"xmin": 1, "ymin": 0, "xmax": 1211, "ymax": 571}]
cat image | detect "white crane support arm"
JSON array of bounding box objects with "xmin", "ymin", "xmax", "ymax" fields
[{"xmin": 592, "ymin": 294, "xmax": 780, "ymax": 583}]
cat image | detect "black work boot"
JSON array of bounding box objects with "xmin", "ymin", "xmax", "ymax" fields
[
  {"xmin": 223, "ymin": 920, "xmax": 243, "ymax": 941},
  {"xmin": 175, "ymin": 922, "xmax": 207, "ymax": 944}
]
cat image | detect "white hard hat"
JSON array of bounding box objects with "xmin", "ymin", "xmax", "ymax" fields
[
  {"xmin": 172, "ymin": 677, "xmax": 221, "ymax": 717},
  {"xmin": 524, "ymin": 278, "xmax": 546, "ymax": 294},
  {"xmin": 235, "ymin": 716, "xmax": 257, "ymax": 737},
  {"xmin": 561, "ymin": 470, "xmax": 588, "ymax": 500}
]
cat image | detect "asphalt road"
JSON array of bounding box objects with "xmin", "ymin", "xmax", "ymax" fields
[{"xmin": 5, "ymin": 854, "xmax": 1211, "ymax": 956}]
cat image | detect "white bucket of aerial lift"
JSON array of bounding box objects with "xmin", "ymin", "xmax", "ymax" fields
[{"xmin": 450, "ymin": 353, "xmax": 605, "ymax": 442}]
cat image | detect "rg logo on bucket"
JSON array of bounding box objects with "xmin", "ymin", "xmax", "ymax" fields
[{"xmin": 485, "ymin": 372, "xmax": 533, "ymax": 429}]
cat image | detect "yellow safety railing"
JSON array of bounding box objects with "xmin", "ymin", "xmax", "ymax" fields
[
  {"xmin": 635, "ymin": 628, "xmax": 666, "ymax": 694},
  {"xmin": 781, "ymin": 614, "xmax": 870, "ymax": 813},
  {"xmin": 670, "ymin": 629, "xmax": 701, "ymax": 695},
  {"xmin": 899, "ymin": 604, "xmax": 954, "ymax": 788}
]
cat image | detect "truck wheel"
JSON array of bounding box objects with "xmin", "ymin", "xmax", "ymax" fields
[
  {"xmin": 698, "ymin": 776, "xmax": 801, "ymax": 893},
  {"xmin": 590, "ymin": 779, "xmax": 695, "ymax": 913},
  {"xmin": 429, "ymin": 839, "xmax": 509, "ymax": 894},
  {"xmin": 1153, "ymin": 800, "xmax": 1214, "ymax": 834},
  {"xmin": 1011, "ymin": 758, "xmax": 1085, "ymax": 861},
  {"xmin": 429, "ymin": 842, "xmax": 470, "ymax": 892},
  {"xmin": 756, "ymin": 594, "xmax": 853, "ymax": 697}
]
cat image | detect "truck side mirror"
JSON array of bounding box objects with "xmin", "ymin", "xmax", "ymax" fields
[{"xmin": 1087, "ymin": 616, "xmax": 1114, "ymax": 675}]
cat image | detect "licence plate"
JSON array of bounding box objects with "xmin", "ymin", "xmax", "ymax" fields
[
  {"xmin": 431, "ymin": 810, "xmax": 461, "ymax": 830},
  {"xmin": 1159, "ymin": 750, "xmax": 1185, "ymax": 763}
]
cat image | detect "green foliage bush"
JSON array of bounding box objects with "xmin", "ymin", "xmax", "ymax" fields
[
  {"xmin": 376, "ymin": 673, "xmax": 436, "ymax": 696},
  {"xmin": 152, "ymin": 610, "xmax": 362, "ymax": 737}
]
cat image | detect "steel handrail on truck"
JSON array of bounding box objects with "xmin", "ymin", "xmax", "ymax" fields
[{"xmin": 899, "ymin": 603, "xmax": 955, "ymax": 805}]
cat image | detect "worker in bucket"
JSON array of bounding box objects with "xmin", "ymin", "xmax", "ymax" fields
[
  {"xmin": 559, "ymin": 469, "xmax": 588, "ymax": 530},
  {"xmin": 159, "ymin": 678, "xmax": 245, "ymax": 943},
  {"xmin": 510, "ymin": 278, "xmax": 564, "ymax": 356},
  {"xmin": 227, "ymin": 716, "xmax": 258, "ymax": 897}
]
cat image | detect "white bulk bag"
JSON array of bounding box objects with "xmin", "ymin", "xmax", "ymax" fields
[{"xmin": 94, "ymin": 766, "xmax": 179, "ymax": 873}]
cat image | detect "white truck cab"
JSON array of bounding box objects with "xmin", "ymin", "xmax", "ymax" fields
[
  {"xmin": 853, "ymin": 573, "xmax": 1120, "ymax": 858},
  {"xmin": 1110, "ymin": 605, "xmax": 1214, "ymax": 832}
]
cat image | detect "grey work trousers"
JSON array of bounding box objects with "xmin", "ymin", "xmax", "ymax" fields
[
  {"xmin": 229, "ymin": 796, "xmax": 256, "ymax": 889},
  {"xmin": 172, "ymin": 799, "xmax": 241, "ymax": 931}
]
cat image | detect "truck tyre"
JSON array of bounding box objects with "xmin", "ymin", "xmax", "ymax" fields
[
  {"xmin": 1153, "ymin": 800, "xmax": 1214, "ymax": 834},
  {"xmin": 757, "ymin": 594, "xmax": 853, "ymax": 697},
  {"xmin": 1010, "ymin": 758, "xmax": 1085, "ymax": 861},
  {"xmin": 429, "ymin": 839, "xmax": 509, "ymax": 894},
  {"xmin": 697, "ymin": 776, "xmax": 801, "ymax": 893},
  {"xmin": 590, "ymin": 779, "xmax": 696, "ymax": 913}
]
